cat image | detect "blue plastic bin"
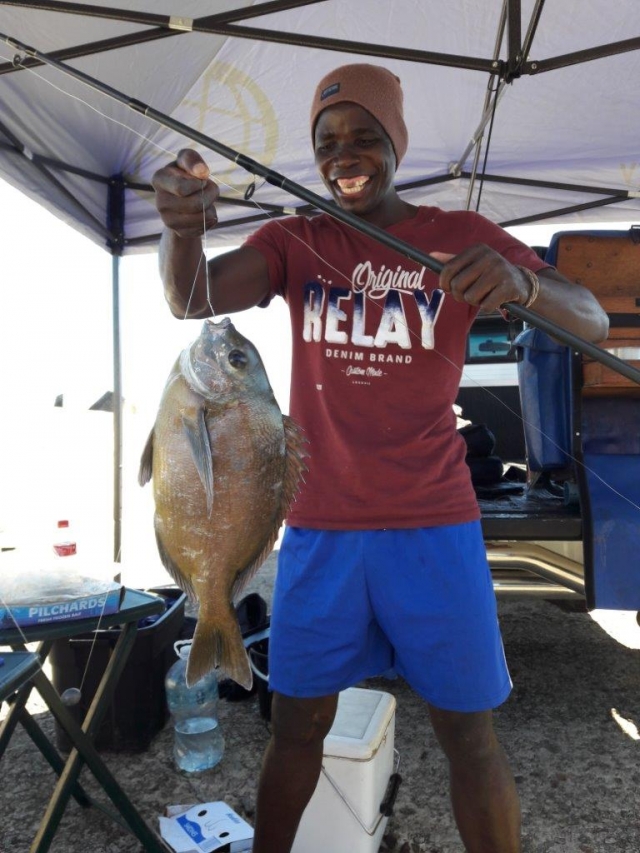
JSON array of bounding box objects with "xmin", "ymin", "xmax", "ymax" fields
[{"xmin": 514, "ymin": 328, "xmax": 573, "ymax": 471}]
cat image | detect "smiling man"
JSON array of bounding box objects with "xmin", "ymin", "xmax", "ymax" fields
[
  {"xmin": 153, "ymin": 63, "xmax": 607, "ymax": 853},
  {"xmin": 311, "ymin": 64, "xmax": 409, "ymax": 224}
]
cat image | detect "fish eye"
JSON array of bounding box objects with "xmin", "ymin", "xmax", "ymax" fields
[{"xmin": 228, "ymin": 348, "xmax": 248, "ymax": 369}]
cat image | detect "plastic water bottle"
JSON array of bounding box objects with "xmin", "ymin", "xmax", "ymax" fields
[
  {"xmin": 53, "ymin": 519, "xmax": 77, "ymax": 557},
  {"xmin": 165, "ymin": 640, "xmax": 224, "ymax": 774}
]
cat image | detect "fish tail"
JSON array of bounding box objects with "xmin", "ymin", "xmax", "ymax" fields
[{"xmin": 186, "ymin": 616, "xmax": 253, "ymax": 691}]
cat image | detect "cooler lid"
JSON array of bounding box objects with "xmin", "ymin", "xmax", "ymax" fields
[{"xmin": 323, "ymin": 687, "xmax": 396, "ymax": 761}]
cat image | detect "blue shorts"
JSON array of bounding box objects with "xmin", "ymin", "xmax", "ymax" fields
[{"xmin": 268, "ymin": 523, "xmax": 512, "ymax": 712}]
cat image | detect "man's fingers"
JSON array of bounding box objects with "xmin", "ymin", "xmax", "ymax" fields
[
  {"xmin": 429, "ymin": 251, "xmax": 456, "ymax": 292},
  {"xmin": 429, "ymin": 251, "xmax": 455, "ymax": 264},
  {"xmin": 152, "ymin": 148, "xmax": 220, "ymax": 235},
  {"xmin": 153, "ymin": 164, "xmax": 217, "ymax": 199},
  {"xmin": 157, "ymin": 178, "xmax": 218, "ymax": 210},
  {"xmin": 175, "ymin": 148, "xmax": 210, "ymax": 179},
  {"xmin": 155, "ymin": 193, "xmax": 219, "ymax": 235},
  {"xmin": 153, "ymin": 149, "xmax": 218, "ymax": 200}
]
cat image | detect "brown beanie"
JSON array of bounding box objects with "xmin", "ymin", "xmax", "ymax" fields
[{"xmin": 310, "ymin": 63, "xmax": 409, "ymax": 167}]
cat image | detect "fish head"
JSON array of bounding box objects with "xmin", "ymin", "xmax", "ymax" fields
[{"xmin": 181, "ymin": 317, "xmax": 275, "ymax": 403}]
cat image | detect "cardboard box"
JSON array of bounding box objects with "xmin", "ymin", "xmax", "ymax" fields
[
  {"xmin": 291, "ymin": 687, "xmax": 397, "ymax": 853},
  {"xmin": 0, "ymin": 583, "xmax": 123, "ymax": 629},
  {"xmin": 0, "ymin": 553, "xmax": 124, "ymax": 629},
  {"xmin": 159, "ymin": 802, "xmax": 253, "ymax": 853}
]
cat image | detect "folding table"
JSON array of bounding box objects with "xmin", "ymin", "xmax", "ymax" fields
[{"xmin": 0, "ymin": 588, "xmax": 169, "ymax": 852}]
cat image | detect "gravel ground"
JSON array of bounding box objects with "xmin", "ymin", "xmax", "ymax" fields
[{"xmin": 2, "ymin": 553, "xmax": 640, "ymax": 853}]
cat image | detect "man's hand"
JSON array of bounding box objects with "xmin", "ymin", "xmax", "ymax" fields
[
  {"xmin": 152, "ymin": 149, "xmax": 220, "ymax": 238},
  {"xmin": 430, "ymin": 245, "xmax": 533, "ymax": 313}
]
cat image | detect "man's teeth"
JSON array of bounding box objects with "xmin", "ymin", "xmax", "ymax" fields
[{"xmin": 337, "ymin": 177, "xmax": 370, "ymax": 195}]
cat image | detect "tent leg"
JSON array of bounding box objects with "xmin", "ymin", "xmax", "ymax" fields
[
  {"xmin": 108, "ymin": 175, "xmax": 125, "ymax": 571},
  {"xmin": 112, "ymin": 252, "xmax": 122, "ymax": 569}
]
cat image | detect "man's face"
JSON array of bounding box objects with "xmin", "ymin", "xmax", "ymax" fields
[{"xmin": 313, "ymin": 102, "xmax": 397, "ymax": 219}]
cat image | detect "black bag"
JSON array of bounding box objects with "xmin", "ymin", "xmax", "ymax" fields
[
  {"xmin": 459, "ymin": 422, "xmax": 524, "ymax": 496},
  {"xmin": 459, "ymin": 423, "xmax": 496, "ymax": 458}
]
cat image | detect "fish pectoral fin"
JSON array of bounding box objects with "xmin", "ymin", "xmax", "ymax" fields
[
  {"xmin": 187, "ymin": 611, "xmax": 253, "ymax": 691},
  {"xmin": 138, "ymin": 428, "xmax": 154, "ymax": 486},
  {"xmin": 182, "ymin": 408, "xmax": 215, "ymax": 514}
]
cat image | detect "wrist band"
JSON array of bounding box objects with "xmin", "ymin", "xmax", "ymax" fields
[{"xmin": 517, "ymin": 266, "xmax": 540, "ymax": 308}]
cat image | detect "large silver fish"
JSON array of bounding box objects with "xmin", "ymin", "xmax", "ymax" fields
[{"xmin": 139, "ymin": 317, "xmax": 306, "ymax": 688}]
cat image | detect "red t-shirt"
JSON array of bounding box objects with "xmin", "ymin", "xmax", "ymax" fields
[{"xmin": 245, "ymin": 206, "xmax": 548, "ymax": 530}]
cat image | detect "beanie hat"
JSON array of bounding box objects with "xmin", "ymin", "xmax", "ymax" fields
[{"xmin": 310, "ymin": 63, "xmax": 409, "ymax": 167}]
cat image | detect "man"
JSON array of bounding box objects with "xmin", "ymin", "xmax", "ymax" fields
[{"xmin": 153, "ymin": 64, "xmax": 607, "ymax": 853}]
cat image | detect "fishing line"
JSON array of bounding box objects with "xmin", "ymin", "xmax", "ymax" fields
[
  {"xmin": 3, "ymin": 48, "xmax": 640, "ymax": 521},
  {"xmin": 74, "ymin": 541, "xmax": 124, "ymax": 702},
  {"xmin": 181, "ymin": 250, "xmax": 203, "ymax": 321},
  {"xmin": 201, "ymin": 184, "xmax": 215, "ymax": 318}
]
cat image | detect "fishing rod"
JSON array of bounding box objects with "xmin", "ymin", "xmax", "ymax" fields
[{"xmin": 4, "ymin": 31, "xmax": 640, "ymax": 387}]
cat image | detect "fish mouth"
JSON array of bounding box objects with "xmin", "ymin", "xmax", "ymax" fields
[{"xmin": 205, "ymin": 316, "xmax": 232, "ymax": 332}]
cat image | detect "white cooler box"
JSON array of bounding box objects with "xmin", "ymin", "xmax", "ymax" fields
[{"xmin": 291, "ymin": 687, "xmax": 399, "ymax": 853}]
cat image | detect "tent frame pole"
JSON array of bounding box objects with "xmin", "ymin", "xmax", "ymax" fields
[
  {"xmin": 463, "ymin": 0, "xmax": 508, "ymax": 209},
  {"xmin": 107, "ymin": 175, "xmax": 124, "ymax": 567},
  {"xmin": 111, "ymin": 253, "xmax": 122, "ymax": 569},
  {"xmin": 1, "ymin": 0, "xmax": 637, "ymax": 78}
]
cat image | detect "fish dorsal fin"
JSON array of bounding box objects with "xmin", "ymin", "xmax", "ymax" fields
[
  {"xmin": 182, "ymin": 407, "xmax": 214, "ymax": 514},
  {"xmin": 231, "ymin": 414, "xmax": 308, "ymax": 601},
  {"xmin": 138, "ymin": 428, "xmax": 154, "ymax": 486}
]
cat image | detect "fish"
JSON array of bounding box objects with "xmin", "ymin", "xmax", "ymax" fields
[{"xmin": 139, "ymin": 317, "xmax": 306, "ymax": 688}]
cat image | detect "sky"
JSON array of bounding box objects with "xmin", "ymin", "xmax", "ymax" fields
[
  {"xmin": 0, "ymin": 177, "xmax": 633, "ymax": 581},
  {"xmin": 0, "ymin": 181, "xmax": 291, "ymax": 415},
  {"xmin": 0, "ymin": 178, "xmax": 291, "ymax": 579}
]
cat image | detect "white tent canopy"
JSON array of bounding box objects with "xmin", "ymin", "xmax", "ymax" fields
[{"xmin": 1, "ymin": 0, "xmax": 639, "ymax": 256}]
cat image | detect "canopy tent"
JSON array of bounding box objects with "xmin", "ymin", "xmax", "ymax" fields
[
  {"xmin": 0, "ymin": 0, "xmax": 639, "ymax": 255},
  {"xmin": 1, "ymin": 0, "xmax": 639, "ymax": 559}
]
